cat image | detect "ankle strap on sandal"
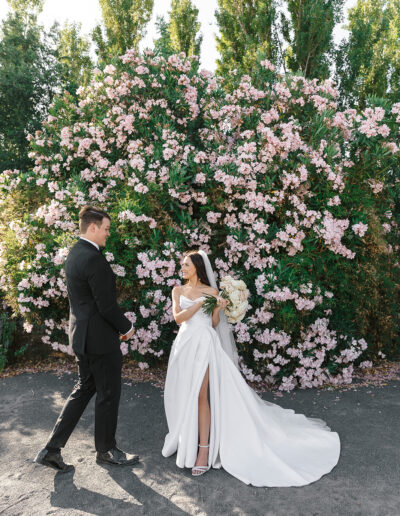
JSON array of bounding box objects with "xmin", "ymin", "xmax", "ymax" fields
[{"xmin": 198, "ymin": 444, "xmax": 209, "ymax": 448}]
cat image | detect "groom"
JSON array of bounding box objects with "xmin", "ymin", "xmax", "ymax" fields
[{"xmin": 35, "ymin": 205, "xmax": 139, "ymax": 472}]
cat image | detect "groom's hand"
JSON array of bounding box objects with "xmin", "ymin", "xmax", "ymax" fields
[{"xmin": 121, "ymin": 327, "xmax": 135, "ymax": 341}]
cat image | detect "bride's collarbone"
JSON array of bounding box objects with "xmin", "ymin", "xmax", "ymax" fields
[{"xmin": 180, "ymin": 287, "xmax": 216, "ymax": 301}]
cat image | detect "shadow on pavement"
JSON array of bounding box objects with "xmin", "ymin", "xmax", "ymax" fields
[
  {"xmin": 1, "ymin": 372, "xmax": 399, "ymax": 515},
  {"xmin": 50, "ymin": 466, "xmax": 189, "ymax": 516},
  {"xmin": 0, "ymin": 374, "xmax": 78, "ymax": 456}
]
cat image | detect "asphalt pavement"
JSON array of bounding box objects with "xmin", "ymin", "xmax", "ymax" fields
[{"xmin": 0, "ymin": 371, "xmax": 399, "ymax": 516}]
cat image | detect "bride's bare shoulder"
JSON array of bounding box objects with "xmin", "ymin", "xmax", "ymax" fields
[
  {"xmin": 203, "ymin": 286, "xmax": 219, "ymax": 297},
  {"xmin": 172, "ymin": 285, "xmax": 183, "ymax": 296}
]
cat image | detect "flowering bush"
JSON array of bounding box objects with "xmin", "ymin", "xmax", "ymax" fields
[{"xmin": 0, "ymin": 50, "xmax": 399, "ymax": 389}]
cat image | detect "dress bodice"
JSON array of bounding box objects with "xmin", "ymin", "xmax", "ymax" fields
[{"xmin": 179, "ymin": 295, "xmax": 212, "ymax": 328}]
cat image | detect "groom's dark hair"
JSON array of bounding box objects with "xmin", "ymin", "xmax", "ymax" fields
[
  {"xmin": 79, "ymin": 205, "xmax": 111, "ymax": 233},
  {"xmin": 185, "ymin": 251, "xmax": 211, "ymax": 286}
]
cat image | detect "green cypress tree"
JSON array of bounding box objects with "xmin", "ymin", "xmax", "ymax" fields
[
  {"xmin": 92, "ymin": 0, "xmax": 154, "ymax": 61},
  {"xmin": 335, "ymin": 0, "xmax": 400, "ymax": 108},
  {"xmin": 56, "ymin": 22, "xmax": 92, "ymax": 96},
  {"xmin": 153, "ymin": 15, "xmax": 174, "ymax": 57},
  {"xmin": 7, "ymin": 0, "xmax": 44, "ymax": 17},
  {"xmin": 0, "ymin": 1, "xmax": 58, "ymax": 171},
  {"xmin": 215, "ymin": 0, "xmax": 277, "ymax": 78},
  {"xmin": 168, "ymin": 0, "xmax": 202, "ymax": 57},
  {"xmin": 282, "ymin": 0, "xmax": 345, "ymax": 79}
]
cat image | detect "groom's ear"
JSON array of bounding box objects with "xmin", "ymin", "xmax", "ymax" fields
[{"xmin": 88, "ymin": 222, "xmax": 98, "ymax": 233}]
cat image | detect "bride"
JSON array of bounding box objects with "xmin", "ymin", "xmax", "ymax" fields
[{"xmin": 161, "ymin": 250, "xmax": 340, "ymax": 487}]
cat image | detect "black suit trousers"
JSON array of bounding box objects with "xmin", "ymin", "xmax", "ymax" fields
[{"xmin": 46, "ymin": 350, "xmax": 122, "ymax": 453}]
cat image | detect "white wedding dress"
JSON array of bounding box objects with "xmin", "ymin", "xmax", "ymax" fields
[{"xmin": 162, "ymin": 295, "xmax": 341, "ymax": 487}]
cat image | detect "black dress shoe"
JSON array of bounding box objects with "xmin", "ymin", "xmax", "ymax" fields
[
  {"xmin": 34, "ymin": 448, "xmax": 74, "ymax": 473},
  {"xmin": 96, "ymin": 446, "xmax": 140, "ymax": 466}
]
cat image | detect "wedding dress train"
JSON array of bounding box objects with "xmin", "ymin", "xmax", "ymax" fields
[{"xmin": 162, "ymin": 295, "xmax": 340, "ymax": 487}]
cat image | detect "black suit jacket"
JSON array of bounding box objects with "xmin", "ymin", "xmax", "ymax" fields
[{"xmin": 65, "ymin": 239, "xmax": 131, "ymax": 355}]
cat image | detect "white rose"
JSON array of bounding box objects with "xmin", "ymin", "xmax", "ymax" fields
[
  {"xmin": 220, "ymin": 276, "xmax": 234, "ymax": 289},
  {"xmin": 237, "ymin": 301, "xmax": 249, "ymax": 313},
  {"xmin": 237, "ymin": 290, "xmax": 248, "ymax": 303},
  {"xmin": 226, "ymin": 307, "xmax": 240, "ymax": 318},
  {"xmin": 229, "ymin": 290, "xmax": 240, "ymax": 305},
  {"xmin": 220, "ymin": 275, "xmax": 232, "ymax": 284},
  {"xmin": 228, "ymin": 312, "xmax": 244, "ymax": 323},
  {"xmin": 230, "ymin": 301, "xmax": 248, "ymax": 318}
]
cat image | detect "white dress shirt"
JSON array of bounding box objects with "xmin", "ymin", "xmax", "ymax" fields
[{"xmin": 80, "ymin": 236, "xmax": 99, "ymax": 250}]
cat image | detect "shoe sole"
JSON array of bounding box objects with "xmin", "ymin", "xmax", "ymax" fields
[
  {"xmin": 34, "ymin": 457, "xmax": 74, "ymax": 473},
  {"xmin": 96, "ymin": 457, "xmax": 140, "ymax": 466}
]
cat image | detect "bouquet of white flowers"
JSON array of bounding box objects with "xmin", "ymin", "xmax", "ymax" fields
[{"xmin": 202, "ymin": 275, "xmax": 250, "ymax": 323}]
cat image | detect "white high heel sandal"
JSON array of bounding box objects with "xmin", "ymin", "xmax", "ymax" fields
[{"xmin": 191, "ymin": 445, "xmax": 210, "ymax": 477}]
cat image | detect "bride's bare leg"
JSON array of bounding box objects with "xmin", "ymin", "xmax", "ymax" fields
[{"xmin": 195, "ymin": 367, "xmax": 210, "ymax": 467}]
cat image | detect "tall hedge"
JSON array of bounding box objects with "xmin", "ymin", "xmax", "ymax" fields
[{"xmin": 0, "ymin": 50, "xmax": 399, "ymax": 389}]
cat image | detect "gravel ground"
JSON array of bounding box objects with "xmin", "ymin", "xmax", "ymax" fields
[{"xmin": 0, "ymin": 371, "xmax": 399, "ymax": 516}]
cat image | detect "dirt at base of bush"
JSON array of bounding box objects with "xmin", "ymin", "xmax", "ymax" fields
[
  {"xmin": 0, "ymin": 350, "xmax": 168, "ymax": 388},
  {"xmin": 1, "ymin": 349, "xmax": 399, "ymax": 392}
]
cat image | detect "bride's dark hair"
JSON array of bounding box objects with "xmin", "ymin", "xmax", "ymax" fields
[{"xmin": 184, "ymin": 251, "xmax": 211, "ymax": 286}]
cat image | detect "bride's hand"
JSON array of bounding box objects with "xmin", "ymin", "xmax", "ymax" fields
[{"xmin": 217, "ymin": 297, "xmax": 229, "ymax": 310}]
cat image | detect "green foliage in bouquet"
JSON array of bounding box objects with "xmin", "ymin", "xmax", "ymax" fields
[
  {"xmin": 201, "ymin": 291, "xmax": 232, "ymax": 317},
  {"xmin": 201, "ymin": 295, "xmax": 219, "ymax": 316}
]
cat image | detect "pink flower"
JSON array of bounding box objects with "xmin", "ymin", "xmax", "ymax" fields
[
  {"xmin": 111, "ymin": 264, "xmax": 126, "ymax": 277},
  {"xmin": 23, "ymin": 322, "xmax": 33, "ymax": 333},
  {"xmin": 368, "ymin": 179, "xmax": 384, "ymax": 194},
  {"xmin": 104, "ymin": 64, "xmax": 116, "ymax": 75},
  {"xmin": 134, "ymin": 183, "xmax": 149, "ymax": 194},
  {"xmin": 195, "ymin": 172, "xmax": 206, "ymax": 184},
  {"xmin": 359, "ymin": 361, "xmax": 373, "ymax": 369},
  {"xmin": 140, "ymin": 306, "xmax": 151, "ymax": 318},
  {"xmin": 352, "ymin": 222, "xmax": 368, "ymax": 237},
  {"xmin": 124, "ymin": 312, "xmax": 137, "ymax": 325},
  {"xmin": 53, "ymin": 247, "xmax": 69, "ymax": 266},
  {"xmin": 120, "ymin": 342, "xmax": 129, "ymax": 355},
  {"xmin": 260, "ymin": 60, "xmax": 275, "ymax": 71},
  {"xmin": 206, "ymin": 211, "xmax": 221, "ymax": 223}
]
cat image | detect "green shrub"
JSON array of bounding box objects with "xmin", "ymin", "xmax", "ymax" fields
[
  {"xmin": 0, "ymin": 51, "xmax": 399, "ymax": 389},
  {"xmin": 0, "ymin": 304, "xmax": 17, "ymax": 371}
]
